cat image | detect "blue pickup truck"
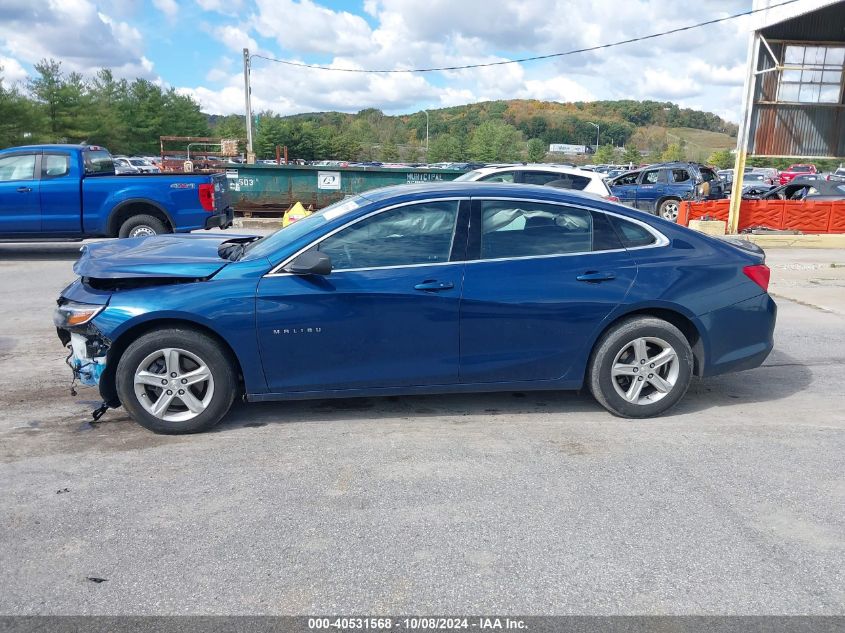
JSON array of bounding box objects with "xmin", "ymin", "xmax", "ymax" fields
[{"xmin": 0, "ymin": 144, "xmax": 233, "ymax": 240}]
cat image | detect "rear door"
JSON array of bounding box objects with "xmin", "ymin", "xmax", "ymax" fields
[
  {"xmin": 0, "ymin": 152, "xmax": 40, "ymax": 233},
  {"xmin": 458, "ymin": 198, "xmax": 637, "ymax": 383},
  {"xmin": 39, "ymin": 151, "xmax": 80, "ymax": 234},
  {"xmin": 635, "ymin": 168, "xmax": 666, "ymax": 212}
]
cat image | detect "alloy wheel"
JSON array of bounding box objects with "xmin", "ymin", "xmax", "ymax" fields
[
  {"xmin": 133, "ymin": 348, "xmax": 215, "ymax": 422},
  {"xmin": 610, "ymin": 336, "xmax": 679, "ymax": 405},
  {"xmin": 660, "ymin": 201, "xmax": 679, "ymax": 221}
]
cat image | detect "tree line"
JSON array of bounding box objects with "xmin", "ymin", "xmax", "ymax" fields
[
  {"xmin": 1, "ymin": 59, "xmax": 208, "ymax": 155},
  {"xmin": 3, "ymin": 59, "xmax": 749, "ymax": 165}
]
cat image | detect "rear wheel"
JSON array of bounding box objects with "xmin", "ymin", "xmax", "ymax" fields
[
  {"xmin": 115, "ymin": 328, "xmax": 237, "ymax": 434},
  {"xmin": 658, "ymin": 198, "xmax": 681, "ymax": 222},
  {"xmin": 118, "ymin": 214, "xmax": 168, "ymax": 238},
  {"xmin": 588, "ymin": 317, "xmax": 693, "ymax": 418}
]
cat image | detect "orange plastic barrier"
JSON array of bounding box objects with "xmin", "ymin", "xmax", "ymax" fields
[{"xmin": 680, "ymin": 199, "xmax": 845, "ymax": 233}]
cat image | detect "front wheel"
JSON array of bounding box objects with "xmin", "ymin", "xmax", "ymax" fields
[
  {"xmin": 115, "ymin": 328, "xmax": 237, "ymax": 433},
  {"xmin": 658, "ymin": 198, "xmax": 681, "ymax": 222},
  {"xmin": 588, "ymin": 317, "xmax": 693, "ymax": 418}
]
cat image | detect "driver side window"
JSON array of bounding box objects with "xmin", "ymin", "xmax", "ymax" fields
[{"xmin": 319, "ymin": 201, "xmax": 460, "ymax": 270}]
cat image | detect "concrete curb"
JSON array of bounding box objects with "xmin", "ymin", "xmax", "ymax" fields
[
  {"xmin": 233, "ymin": 217, "xmax": 283, "ymax": 229},
  {"xmin": 732, "ymin": 234, "xmax": 845, "ymax": 249}
]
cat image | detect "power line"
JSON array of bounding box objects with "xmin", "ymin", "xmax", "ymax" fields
[{"xmin": 251, "ymin": 0, "xmax": 800, "ymax": 74}]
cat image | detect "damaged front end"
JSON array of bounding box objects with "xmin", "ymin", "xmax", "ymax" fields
[{"xmin": 54, "ymin": 300, "xmax": 110, "ymax": 388}]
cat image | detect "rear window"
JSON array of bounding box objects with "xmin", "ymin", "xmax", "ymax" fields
[
  {"xmin": 83, "ymin": 149, "xmax": 115, "ymax": 176},
  {"xmin": 609, "ymin": 215, "xmax": 657, "ymax": 248}
]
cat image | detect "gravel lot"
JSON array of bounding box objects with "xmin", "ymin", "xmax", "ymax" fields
[{"xmin": 0, "ymin": 239, "xmax": 843, "ymax": 615}]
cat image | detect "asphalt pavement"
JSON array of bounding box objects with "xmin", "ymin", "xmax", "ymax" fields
[{"xmin": 0, "ymin": 239, "xmax": 843, "ymax": 614}]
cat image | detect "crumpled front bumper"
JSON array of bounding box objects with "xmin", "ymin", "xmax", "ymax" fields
[{"xmin": 65, "ymin": 331, "xmax": 108, "ymax": 386}]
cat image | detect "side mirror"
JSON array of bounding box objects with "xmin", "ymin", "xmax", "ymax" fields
[{"xmin": 284, "ymin": 250, "xmax": 332, "ymax": 276}]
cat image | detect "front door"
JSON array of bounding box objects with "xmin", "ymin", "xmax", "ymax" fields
[
  {"xmin": 0, "ymin": 153, "xmax": 40, "ymax": 233},
  {"xmin": 635, "ymin": 168, "xmax": 666, "ymax": 212},
  {"xmin": 459, "ymin": 199, "xmax": 637, "ymax": 384},
  {"xmin": 256, "ymin": 199, "xmax": 468, "ymax": 392},
  {"xmin": 609, "ymin": 171, "xmax": 640, "ymax": 207}
]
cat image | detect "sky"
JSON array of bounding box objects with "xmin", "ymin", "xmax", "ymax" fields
[{"xmin": 0, "ymin": 0, "xmax": 758, "ymax": 123}]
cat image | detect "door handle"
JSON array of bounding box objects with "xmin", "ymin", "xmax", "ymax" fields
[
  {"xmin": 577, "ymin": 271, "xmax": 616, "ymax": 283},
  {"xmin": 17, "ymin": 187, "xmax": 32, "ymax": 193},
  {"xmin": 414, "ymin": 280, "xmax": 454, "ymax": 291}
]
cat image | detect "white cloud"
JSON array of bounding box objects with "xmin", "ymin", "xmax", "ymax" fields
[
  {"xmin": 0, "ymin": 0, "xmax": 155, "ymax": 79},
  {"xmin": 213, "ymin": 24, "xmax": 258, "ymax": 53},
  {"xmin": 152, "ymin": 0, "xmax": 178, "ymax": 17},
  {"xmin": 252, "ymin": 0, "xmax": 374, "ymax": 56},
  {"xmin": 0, "ymin": 56, "xmax": 28, "ymax": 85}
]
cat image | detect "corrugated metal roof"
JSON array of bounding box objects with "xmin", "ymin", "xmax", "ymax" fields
[{"xmin": 761, "ymin": 1, "xmax": 845, "ymax": 40}]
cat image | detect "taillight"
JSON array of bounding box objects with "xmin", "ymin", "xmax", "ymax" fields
[
  {"xmin": 198, "ymin": 183, "xmax": 215, "ymax": 212},
  {"xmin": 606, "ymin": 195, "xmax": 620, "ymax": 202},
  {"xmin": 743, "ymin": 264, "xmax": 770, "ymax": 292}
]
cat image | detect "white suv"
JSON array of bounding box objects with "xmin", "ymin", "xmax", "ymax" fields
[{"xmin": 454, "ymin": 164, "xmax": 617, "ymax": 199}]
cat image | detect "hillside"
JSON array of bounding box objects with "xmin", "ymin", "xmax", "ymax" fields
[{"xmin": 209, "ymin": 99, "xmax": 739, "ymax": 163}]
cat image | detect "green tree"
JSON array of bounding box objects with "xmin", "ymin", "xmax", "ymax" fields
[
  {"xmin": 661, "ymin": 143, "xmax": 684, "ymax": 162},
  {"xmin": 622, "ymin": 145, "xmax": 642, "ymax": 165},
  {"xmin": 380, "ymin": 138, "xmax": 399, "ymax": 161},
  {"xmin": 28, "ymin": 59, "xmax": 66, "ymax": 140},
  {"xmin": 427, "ymin": 134, "xmax": 463, "ymax": 162},
  {"xmin": 468, "ymin": 120, "xmax": 523, "ymax": 162},
  {"xmin": 707, "ymin": 149, "xmax": 734, "ymax": 169},
  {"xmin": 594, "ymin": 144, "xmax": 616, "ymax": 164},
  {"xmin": 0, "ymin": 66, "xmax": 40, "ymax": 147},
  {"xmin": 526, "ymin": 138, "xmax": 547, "ymax": 162}
]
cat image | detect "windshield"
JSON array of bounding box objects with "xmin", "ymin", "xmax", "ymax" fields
[
  {"xmin": 241, "ymin": 195, "xmax": 366, "ymax": 261},
  {"xmin": 453, "ymin": 170, "xmax": 482, "ymax": 181},
  {"xmin": 745, "ymin": 174, "xmax": 765, "ymax": 181}
]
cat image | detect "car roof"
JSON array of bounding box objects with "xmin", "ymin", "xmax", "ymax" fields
[
  {"xmin": 469, "ymin": 164, "xmax": 601, "ymax": 178},
  {"xmin": 354, "ymin": 182, "xmax": 619, "ymax": 209}
]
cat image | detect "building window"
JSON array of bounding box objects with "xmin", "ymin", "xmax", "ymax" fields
[{"xmin": 778, "ymin": 45, "xmax": 844, "ymax": 104}]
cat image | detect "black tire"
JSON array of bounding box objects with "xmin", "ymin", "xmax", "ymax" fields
[
  {"xmin": 115, "ymin": 328, "xmax": 237, "ymax": 434},
  {"xmin": 588, "ymin": 316, "xmax": 693, "ymax": 419},
  {"xmin": 118, "ymin": 214, "xmax": 168, "ymax": 238},
  {"xmin": 657, "ymin": 198, "xmax": 681, "ymax": 222}
]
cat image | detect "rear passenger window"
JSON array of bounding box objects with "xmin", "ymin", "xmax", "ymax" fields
[
  {"xmin": 671, "ymin": 169, "xmax": 691, "ymax": 183},
  {"xmin": 479, "ymin": 201, "xmax": 620, "ymax": 259},
  {"xmin": 543, "ymin": 174, "xmax": 591, "ymax": 190},
  {"xmin": 478, "ymin": 171, "xmax": 515, "ymax": 183},
  {"xmin": 642, "ymin": 170, "xmax": 661, "ymax": 184},
  {"xmin": 609, "ymin": 215, "xmax": 657, "ymax": 248},
  {"xmin": 42, "ymin": 154, "xmax": 70, "ymax": 178}
]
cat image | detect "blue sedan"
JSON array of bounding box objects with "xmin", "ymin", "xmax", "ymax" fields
[{"xmin": 55, "ymin": 183, "xmax": 776, "ymax": 433}]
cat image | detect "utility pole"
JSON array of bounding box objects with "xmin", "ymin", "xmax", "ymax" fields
[
  {"xmin": 243, "ymin": 48, "xmax": 255, "ymax": 164},
  {"xmin": 588, "ymin": 121, "xmax": 600, "ymax": 152},
  {"xmin": 423, "ymin": 109, "xmax": 429, "ymax": 162}
]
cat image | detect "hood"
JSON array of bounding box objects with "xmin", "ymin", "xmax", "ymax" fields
[{"xmin": 74, "ymin": 233, "xmax": 242, "ymax": 279}]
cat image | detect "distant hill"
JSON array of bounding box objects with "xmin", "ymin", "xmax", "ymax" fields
[{"xmin": 208, "ymin": 99, "xmax": 739, "ymax": 162}]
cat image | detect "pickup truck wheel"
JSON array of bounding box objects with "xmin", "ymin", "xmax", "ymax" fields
[
  {"xmin": 119, "ymin": 214, "xmax": 168, "ymax": 238},
  {"xmin": 658, "ymin": 199, "xmax": 681, "ymax": 222},
  {"xmin": 115, "ymin": 328, "xmax": 237, "ymax": 434}
]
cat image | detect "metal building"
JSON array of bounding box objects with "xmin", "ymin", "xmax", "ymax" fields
[{"xmin": 729, "ymin": 0, "xmax": 845, "ymax": 232}]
